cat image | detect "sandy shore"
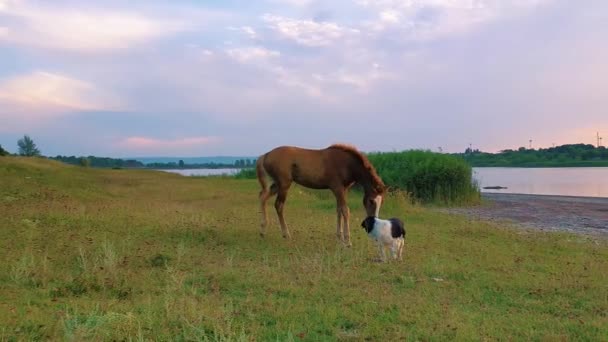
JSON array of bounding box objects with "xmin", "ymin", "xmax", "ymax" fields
[{"xmin": 443, "ymin": 193, "xmax": 608, "ymax": 236}]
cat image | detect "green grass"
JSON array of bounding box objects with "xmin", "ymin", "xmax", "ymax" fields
[{"xmin": 1, "ymin": 157, "xmax": 607, "ymax": 340}]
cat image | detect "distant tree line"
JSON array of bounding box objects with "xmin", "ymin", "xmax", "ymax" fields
[
  {"xmin": 51, "ymin": 155, "xmax": 145, "ymax": 168},
  {"xmin": 456, "ymin": 144, "xmax": 608, "ymax": 167},
  {"xmin": 14, "ymin": 132, "xmax": 604, "ymax": 169},
  {"xmin": 1, "ymin": 135, "xmax": 259, "ymax": 169},
  {"xmin": 149, "ymin": 158, "xmax": 256, "ymax": 169},
  {"xmin": 48, "ymin": 157, "xmax": 258, "ymax": 169}
]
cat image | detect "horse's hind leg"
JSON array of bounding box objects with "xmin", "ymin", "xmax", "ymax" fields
[
  {"xmin": 260, "ymin": 183, "xmax": 278, "ymax": 237},
  {"xmin": 274, "ymin": 183, "xmax": 292, "ymax": 239},
  {"xmin": 335, "ymin": 207, "xmax": 343, "ymax": 242}
]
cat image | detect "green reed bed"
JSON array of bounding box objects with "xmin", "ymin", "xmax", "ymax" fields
[{"xmin": 368, "ymin": 150, "xmax": 480, "ymax": 205}]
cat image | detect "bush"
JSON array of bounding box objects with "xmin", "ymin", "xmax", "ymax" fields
[
  {"xmin": 234, "ymin": 168, "xmax": 257, "ymax": 179},
  {"xmin": 0, "ymin": 144, "xmax": 9, "ymax": 156},
  {"xmin": 367, "ymin": 150, "xmax": 479, "ymax": 205},
  {"xmin": 79, "ymin": 157, "xmax": 91, "ymax": 167}
]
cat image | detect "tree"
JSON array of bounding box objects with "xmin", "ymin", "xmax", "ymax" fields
[
  {"xmin": 17, "ymin": 135, "xmax": 41, "ymax": 156},
  {"xmin": 178, "ymin": 160, "xmax": 185, "ymax": 168},
  {"xmin": 0, "ymin": 144, "xmax": 8, "ymax": 156},
  {"xmin": 79, "ymin": 157, "xmax": 91, "ymax": 167}
]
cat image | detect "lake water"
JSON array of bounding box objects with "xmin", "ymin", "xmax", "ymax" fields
[
  {"xmin": 161, "ymin": 167, "xmax": 608, "ymax": 198},
  {"xmin": 473, "ymin": 167, "xmax": 608, "ymax": 198},
  {"xmin": 159, "ymin": 168, "xmax": 239, "ymax": 176}
]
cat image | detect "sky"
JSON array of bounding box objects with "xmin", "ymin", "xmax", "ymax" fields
[{"xmin": 1, "ymin": 0, "xmax": 607, "ymax": 157}]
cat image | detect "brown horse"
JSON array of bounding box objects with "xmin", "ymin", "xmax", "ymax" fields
[{"xmin": 256, "ymin": 144, "xmax": 386, "ymax": 246}]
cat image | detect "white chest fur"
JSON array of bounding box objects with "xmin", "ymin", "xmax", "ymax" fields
[{"xmin": 368, "ymin": 219, "xmax": 395, "ymax": 245}]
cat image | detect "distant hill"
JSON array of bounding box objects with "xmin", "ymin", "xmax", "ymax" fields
[
  {"xmin": 454, "ymin": 143, "xmax": 608, "ymax": 167},
  {"xmin": 131, "ymin": 156, "xmax": 256, "ymax": 165}
]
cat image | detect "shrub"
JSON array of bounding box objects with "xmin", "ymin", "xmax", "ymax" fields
[
  {"xmin": 79, "ymin": 157, "xmax": 91, "ymax": 167},
  {"xmin": 367, "ymin": 150, "xmax": 479, "ymax": 205},
  {"xmin": 234, "ymin": 168, "xmax": 257, "ymax": 179}
]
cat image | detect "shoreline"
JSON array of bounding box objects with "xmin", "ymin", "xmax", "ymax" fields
[
  {"xmin": 443, "ymin": 193, "xmax": 608, "ymax": 236},
  {"xmin": 480, "ymin": 192, "xmax": 608, "ymax": 204}
]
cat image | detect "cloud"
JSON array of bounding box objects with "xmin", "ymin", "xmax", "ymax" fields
[
  {"xmin": 227, "ymin": 25, "xmax": 259, "ymax": 40},
  {"xmin": 118, "ymin": 136, "xmax": 222, "ymax": 155},
  {"xmin": 358, "ymin": 0, "xmax": 554, "ymax": 40},
  {"xmin": 269, "ymin": 0, "xmax": 316, "ymax": 7},
  {"xmin": 226, "ymin": 46, "xmax": 280, "ymax": 63},
  {"xmin": 0, "ymin": 71, "xmax": 121, "ymax": 116},
  {"xmin": 0, "ymin": 1, "xmax": 187, "ymax": 51},
  {"xmin": 2, "ymin": 0, "xmax": 605, "ymax": 156},
  {"xmin": 262, "ymin": 14, "xmax": 359, "ymax": 46}
]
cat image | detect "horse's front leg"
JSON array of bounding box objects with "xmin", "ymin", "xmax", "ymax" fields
[
  {"xmin": 341, "ymin": 205, "xmax": 351, "ymax": 247},
  {"xmin": 335, "ymin": 207, "xmax": 343, "ymax": 241},
  {"xmin": 333, "ymin": 188, "xmax": 351, "ymax": 246}
]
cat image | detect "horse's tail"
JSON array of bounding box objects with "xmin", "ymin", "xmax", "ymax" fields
[{"xmin": 256, "ymin": 153, "xmax": 268, "ymax": 191}]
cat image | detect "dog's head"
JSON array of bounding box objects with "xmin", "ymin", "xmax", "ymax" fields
[{"xmin": 360, "ymin": 216, "xmax": 376, "ymax": 233}]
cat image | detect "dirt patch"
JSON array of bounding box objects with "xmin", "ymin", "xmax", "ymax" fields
[{"xmin": 442, "ymin": 193, "xmax": 608, "ymax": 236}]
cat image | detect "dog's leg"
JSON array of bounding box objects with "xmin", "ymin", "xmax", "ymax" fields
[
  {"xmin": 398, "ymin": 239, "xmax": 404, "ymax": 260},
  {"xmin": 378, "ymin": 243, "xmax": 386, "ymax": 262},
  {"xmin": 390, "ymin": 242, "xmax": 398, "ymax": 260}
]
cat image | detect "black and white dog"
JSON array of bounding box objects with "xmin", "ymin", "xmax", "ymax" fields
[{"xmin": 361, "ymin": 216, "xmax": 406, "ymax": 262}]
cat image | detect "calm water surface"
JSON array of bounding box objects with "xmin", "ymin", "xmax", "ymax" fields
[
  {"xmin": 473, "ymin": 167, "xmax": 608, "ymax": 198},
  {"xmin": 161, "ymin": 167, "xmax": 608, "ymax": 198},
  {"xmin": 159, "ymin": 168, "xmax": 239, "ymax": 176}
]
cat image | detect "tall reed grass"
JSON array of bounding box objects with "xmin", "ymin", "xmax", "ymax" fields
[
  {"xmin": 234, "ymin": 168, "xmax": 256, "ymax": 179},
  {"xmin": 367, "ymin": 150, "xmax": 480, "ymax": 205}
]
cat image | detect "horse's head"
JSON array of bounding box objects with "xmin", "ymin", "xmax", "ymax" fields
[{"xmin": 363, "ymin": 186, "xmax": 385, "ymax": 217}]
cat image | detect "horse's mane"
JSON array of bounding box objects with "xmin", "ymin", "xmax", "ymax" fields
[{"xmin": 328, "ymin": 144, "xmax": 385, "ymax": 193}]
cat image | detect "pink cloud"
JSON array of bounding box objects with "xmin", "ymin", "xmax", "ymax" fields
[
  {"xmin": 0, "ymin": 71, "xmax": 120, "ymax": 114},
  {"xmin": 0, "ymin": 71, "xmax": 123, "ymax": 132},
  {"xmin": 0, "ymin": 1, "xmax": 188, "ymax": 51}
]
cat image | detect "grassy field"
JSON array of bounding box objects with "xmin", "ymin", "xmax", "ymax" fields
[{"xmin": 1, "ymin": 157, "xmax": 607, "ymax": 341}]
